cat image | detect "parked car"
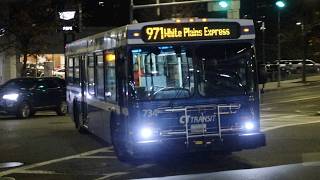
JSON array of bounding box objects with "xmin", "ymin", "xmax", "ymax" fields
[
  {"xmin": 24, "ymin": 68, "xmax": 44, "ymax": 77},
  {"xmin": 277, "ymin": 59, "xmax": 320, "ymax": 73},
  {"xmin": 53, "ymin": 68, "xmax": 65, "ymax": 79},
  {"xmin": 0, "ymin": 77, "xmax": 67, "ymax": 118}
]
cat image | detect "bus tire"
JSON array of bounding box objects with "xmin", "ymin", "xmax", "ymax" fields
[{"xmin": 73, "ymin": 102, "xmax": 87, "ymax": 133}]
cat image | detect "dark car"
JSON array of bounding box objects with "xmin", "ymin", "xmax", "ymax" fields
[{"xmin": 0, "ymin": 77, "xmax": 67, "ymax": 118}]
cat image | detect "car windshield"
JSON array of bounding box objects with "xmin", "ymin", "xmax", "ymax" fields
[{"xmin": 2, "ymin": 79, "xmax": 35, "ymax": 90}]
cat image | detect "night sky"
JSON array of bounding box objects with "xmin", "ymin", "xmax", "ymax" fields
[{"xmin": 82, "ymin": 0, "xmax": 129, "ymax": 27}]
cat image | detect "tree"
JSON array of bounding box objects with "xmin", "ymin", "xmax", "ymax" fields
[{"xmin": 0, "ymin": 0, "xmax": 58, "ymax": 76}]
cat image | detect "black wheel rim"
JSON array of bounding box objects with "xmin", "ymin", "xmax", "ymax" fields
[
  {"xmin": 60, "ymin": 102, "xmax": 68, "ymax": 114},
  {"xmin": 21, "ymin": 104, "xmax": 30, "ymax": 118}
]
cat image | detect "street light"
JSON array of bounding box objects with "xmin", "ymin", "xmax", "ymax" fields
[
  {"xmin": 58, "ymin": 11, "xmax": 76, "ymax": 20},
  {"xmin": 275, "ymin": 0, "xmax": 285, "ymax": 87}
]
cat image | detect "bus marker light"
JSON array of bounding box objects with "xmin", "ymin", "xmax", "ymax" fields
[
  {"xmin": 201, "ymin": 18, "xmax": 208, "ymax": 22},
  {"xmin": 194, "ymin": 140, "xmax": 203, "ymax": 145},
  {"xmin": 243, "ymin": 28, "xmax": 250, "ymax": 33},
  {"xmin": 106, "ymin": 53, "xmax": 115, "ymax": 62},
  {"xmin": 133, "ymin": 32, "xmax": 140, "ymax": 37}
]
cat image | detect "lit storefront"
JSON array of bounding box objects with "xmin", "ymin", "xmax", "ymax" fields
[{"xmin": 19, "ymin": 54, "xmax": 65, "ymax": 78}]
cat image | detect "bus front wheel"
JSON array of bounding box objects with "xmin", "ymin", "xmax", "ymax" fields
[{"xmin": 73, "ymin": 103, "xmax": 87, "ymax": 133}]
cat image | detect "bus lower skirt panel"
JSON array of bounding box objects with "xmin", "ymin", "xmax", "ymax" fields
[{"xmin": 132, "ymin": 133, "xmax": 265, "ymax": 155}]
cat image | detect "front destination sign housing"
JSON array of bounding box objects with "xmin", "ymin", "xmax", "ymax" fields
[{"xmin": 141, "ymin": 22, "xmax": 240, "ymax": 42}]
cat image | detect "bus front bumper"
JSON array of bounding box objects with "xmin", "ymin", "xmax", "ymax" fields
[{"xmin": 132, "ymin": 132, "xmax": 266, "ymax": 155}]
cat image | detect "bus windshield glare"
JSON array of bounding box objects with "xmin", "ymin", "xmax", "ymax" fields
[
  {"xmin": 197, "ymin": 43, "xmax": 255, "ymax": 97},
  {"xmin": 131, "ymin": 43, "xmax": 255, "ymax": 100}
]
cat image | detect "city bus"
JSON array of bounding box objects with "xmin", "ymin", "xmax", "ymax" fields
[{"xmin": 65, "ymin": 18, "xmax": 266, "ymax": 161}]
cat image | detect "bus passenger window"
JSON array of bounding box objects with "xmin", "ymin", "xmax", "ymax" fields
[
  {"xmin": 87, "ymin": 56, "xmax": 95, "ymax": 95},
  {"xmin": 96, "ymin": 54, "xmax": 104, "ymax": 98},
  {"xmin": 105, "ymin": 51, "xmax": 116, "ymax": 101},
  {"xmin": 74, "ymin": 57, "xmax": 80, "ymax": 84},
  {"xmin": 67, "ymin": 57, "xmax": 74, "ymax": 83}
]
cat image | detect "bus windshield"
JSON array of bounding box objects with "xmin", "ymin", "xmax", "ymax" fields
[
  {"xmin": 131, "ymin": 46, "xmax": 195, "ymax": 100},
  {"xmin": 197, "ymin": 43, "xmax": 255, "ymax": 97},
  {"xmin": 131, "ymin": 43, "xmax": 255, "ymax": 100}
]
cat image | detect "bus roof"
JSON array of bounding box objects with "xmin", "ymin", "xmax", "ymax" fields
[{"xmin": 65, "ymin": 18, "xmax": 255, "ymax": 55}]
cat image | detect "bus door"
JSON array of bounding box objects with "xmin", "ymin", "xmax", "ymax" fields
[{"xmin": 80, "ymin": 55, "xmax": 88, "ymax": 124}]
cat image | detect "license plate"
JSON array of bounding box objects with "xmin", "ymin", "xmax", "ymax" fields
[{"xmin": 190, "ymin": 124, "xmax": 206, "ymax": 134}]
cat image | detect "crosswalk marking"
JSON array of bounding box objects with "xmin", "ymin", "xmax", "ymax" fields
[{"xmin": 260, "ymin": 112, "xmax": 320, "ymax": 131}]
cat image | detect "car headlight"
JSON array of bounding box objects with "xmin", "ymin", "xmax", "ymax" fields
[
  {"xmin": 244, "ymin": 121, "xmax": 255, "ymax": 131},
  {"xmin": 2, "ymin": 93, "xmax": 19, "ymax": 101}
]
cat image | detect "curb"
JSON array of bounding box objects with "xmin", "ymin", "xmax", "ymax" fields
[{"xmin": 260, "ymin": 80, "xmax": 320, "ymax": 93}]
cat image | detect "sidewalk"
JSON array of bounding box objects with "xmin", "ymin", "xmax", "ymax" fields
[{"xmin": 259, "ymin": 75, "xmax": 320, "ymax": 92}]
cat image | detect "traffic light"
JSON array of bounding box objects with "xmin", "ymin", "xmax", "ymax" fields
[
  {"xmin": 218, "ymin": 1, "xmax": 229, "ymax": 9},
  {"xmin": 275, "ymin": 1, "xmax": 286, "ymax": 8}
]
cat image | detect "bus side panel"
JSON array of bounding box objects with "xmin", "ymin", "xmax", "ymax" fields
[
  {"xmin": 66, "ymin": 87, "xmax": 80, "ymax": 122},
  {"xmin": 87, "ymin": 102, "xmax": 113, "ymax": 144}
]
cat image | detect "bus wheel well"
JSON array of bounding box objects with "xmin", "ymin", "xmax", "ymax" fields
[
  {"xmin": 73, "ymin": 99, "xmax": 86, "ymax": 133},
  {"xmin": 110, "ymin": 113, "xmax": 120, "ymax": 146},
  {"xmin": 110, "ymin": 114, "xmax": 132, "ymax": 162}
]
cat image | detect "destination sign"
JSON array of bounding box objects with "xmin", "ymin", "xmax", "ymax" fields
[{"xmin": 141, "ymin": 22, "xmax": 240, "ymax": 42}]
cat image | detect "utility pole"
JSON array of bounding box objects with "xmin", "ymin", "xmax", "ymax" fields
[
  {"xmin": 156, "ymin": 0, "xmax": 160, "ymax": 16},
  {"xmin": 78, "ymin": 2, "xmax": 82, "ymax": 32},
  {"xmin": 277, "ymin": 10, "xmax": 281, "ymax": 87},
  {"xmin": 260, "ymin": 21, "xmax": 266, "ymax": 65},
  {"xmin": 302, "ymin": 22, "xmax": 307, "ymax": 83},
  {"xmin": 275, "ymin": 1, "xmax": 285, "ymax": 87}
]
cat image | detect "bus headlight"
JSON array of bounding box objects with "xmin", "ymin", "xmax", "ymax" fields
[
  {"xmin": 140, "ymin": 127, "xmax": 154, "ymax": 139},
  {"xmin": 3, "ymin": 93, "xmax": 19, "ymax": 101},
  {"xmin": 244, "ymin": 121, "xmax": 255, "ymax": 131}
]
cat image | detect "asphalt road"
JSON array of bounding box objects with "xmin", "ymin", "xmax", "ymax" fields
[{"xmin": 0, "ymin": 83, "xmax": 320, "ymax": 180}]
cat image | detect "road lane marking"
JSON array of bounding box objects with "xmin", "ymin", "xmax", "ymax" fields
[
  {"xmin": 15, "ymin": 170, "xmax": 61, "ymax": 175},
  {"xmin": 260, "ymin": 107, "xmax": 272, "ymax": 111},
  {"xmin": 74, "ymin": 156, "xmax": 117, "ymax": 159},
  {"xmin": 261, "ymin": 96, "xmax": 320, "ymax": 106},
  {"xmin": 302, "ymin": 152, "xmax": 320, "ymax": 166},
  {"xmin": 0, "ymin": 147, "xmax": 111, "ymax": 177},
  {"xmin": 93, "ymin": 172, "xmax": 129, "ymax": 180},
  {"xmin": 136, "ymin": 164, "xmax": 156, "ymax": 169},
  {"xmin": 262, "ymin": 120, "xmax": 320, "ymax": 132}
]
